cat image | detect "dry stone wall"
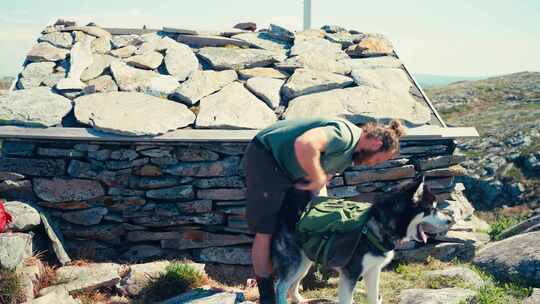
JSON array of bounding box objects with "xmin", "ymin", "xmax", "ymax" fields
[{"xmin": 0, "ymin": 137, "xmax": 484, "ymax": 265}]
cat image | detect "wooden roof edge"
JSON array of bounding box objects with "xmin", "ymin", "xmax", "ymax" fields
[{"xmin": 0, "ymin": 126, "xmax": 479, "ymax": 143}]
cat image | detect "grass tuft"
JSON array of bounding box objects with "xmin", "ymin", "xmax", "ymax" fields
[
  {"xmin": 139, "ymin": 262, "xmax": 208, "ymax": 303},
  {"xmin": 0, "ymin": 269, "xmax": 25, "ymax": 304}
]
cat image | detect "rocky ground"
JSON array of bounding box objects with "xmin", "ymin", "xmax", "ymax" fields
[{"xmin": 425, "ymin": 71, "xmax": 540, "ymax": 211}]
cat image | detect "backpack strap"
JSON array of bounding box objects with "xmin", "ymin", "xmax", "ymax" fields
[{"xmin": 361, "ymin": 225, "xmax": 394, "ymax": 253}]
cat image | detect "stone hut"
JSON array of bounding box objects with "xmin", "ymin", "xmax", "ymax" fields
[{"xmin": 0, "ymin": 20, "xmax": 481, "ymax": 265}]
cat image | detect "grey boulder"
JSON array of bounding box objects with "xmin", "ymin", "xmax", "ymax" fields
[
  {"xmin": 4, "ymin": 201, "xmax": 41, "ymax": 232},
  {"xmin": 473, "ymin": 231, "xmax": 540, "ymax": 286}
]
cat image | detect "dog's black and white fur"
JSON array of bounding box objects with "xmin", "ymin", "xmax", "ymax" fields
[{"xmin": 271, "ymin": 179, "xmax": 454, "ymax": 304}]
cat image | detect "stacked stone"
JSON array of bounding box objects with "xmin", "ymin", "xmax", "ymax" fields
[
  {"xmin": 0, "ymin": 135, "xmax": 485, "ymax": 265},
  {"xmin": 2, "ymin": 20, "xmax": 437, "ymax": 135},
  {"xmin": 327, "ymin": 140, "xmax": 465, "ymax": 203},
  {"xmin": 0, "ymin": 139, "xmax": 254, "ymax": 264}
]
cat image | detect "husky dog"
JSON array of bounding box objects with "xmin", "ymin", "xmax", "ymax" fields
[{"xmin": 271, "ymin": 179, "xmax": 454, "ymax": 304}]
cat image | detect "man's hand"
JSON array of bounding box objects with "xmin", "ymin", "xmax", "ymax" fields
[
  {"xmin": 293, "ymin": 127, "xmax": 330, "ymax": 191},
  {"xmin": 294, "ymin": 172, "xmax": 329, "ymax": 191}
]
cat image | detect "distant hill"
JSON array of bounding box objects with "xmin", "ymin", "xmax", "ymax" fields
[
  {"xmin": 415, "ymin": 73, "xmax": 485, "ymax": 88},
  {"xmin": 425, "ymin": 71, "xmax": 540, "ymax": 209}
]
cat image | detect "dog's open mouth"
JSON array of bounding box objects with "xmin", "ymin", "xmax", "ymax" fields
[{"xmin": 417, "ymin": 223, "xmax": 428, "ymax": 244}]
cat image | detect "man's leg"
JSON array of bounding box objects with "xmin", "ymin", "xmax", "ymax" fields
[
  {"xmin": 252, "ymin": 233, "xmax": 276, "ymax": 303},
  {"xmin": 252, "ymin": 233, "xmax": 273, "ymax": 277}
]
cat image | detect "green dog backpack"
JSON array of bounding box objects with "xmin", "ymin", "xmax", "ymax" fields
[{"xmin": 295, "ymin": 196, "xmax": 373, "ymax": 266}]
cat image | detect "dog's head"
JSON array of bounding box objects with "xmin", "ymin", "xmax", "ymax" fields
[{"xmin": 376, "ymin": 177, "xmax": 454, "ymax": 247}]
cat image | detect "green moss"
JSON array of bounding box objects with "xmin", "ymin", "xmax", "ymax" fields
[
  {"xmin": 138, "ymin": 262, "xmax": 207, "ymax": 303},
  {"xmin": 0, "ymin": 269, "xmax": 25, "ymax": 304}
]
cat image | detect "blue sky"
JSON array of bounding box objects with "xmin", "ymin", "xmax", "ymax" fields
[{"xmin": 1, "ymin": 0, "xmax": 539, "ymax": 77}]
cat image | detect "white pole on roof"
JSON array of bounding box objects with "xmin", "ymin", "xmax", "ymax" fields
[{"xmin": 303, "ymin": 0, "xmax": 312, "ymax": 30}]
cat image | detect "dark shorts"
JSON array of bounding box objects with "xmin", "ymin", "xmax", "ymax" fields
[{"xmin": 245, "ymin": 139, "xmax": 311, "ymax": 234}]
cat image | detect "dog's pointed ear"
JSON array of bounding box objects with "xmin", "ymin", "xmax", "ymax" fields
[{"xmin": 413, "ymin": 180, "xmax": 436, "ymax": 207}]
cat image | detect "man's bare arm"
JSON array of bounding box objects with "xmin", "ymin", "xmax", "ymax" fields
[{"xmin": 294, "ymin": 127, "xmax": 330, "ymax": 191}]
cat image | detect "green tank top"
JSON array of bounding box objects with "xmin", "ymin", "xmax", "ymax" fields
[{"xmin": 255, "ymin": 118, "xmax": 362, "ymax": 181}]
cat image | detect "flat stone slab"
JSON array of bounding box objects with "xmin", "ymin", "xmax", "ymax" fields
[
  {"xmin": 282, "ymin": 68, "xmax": 353, "ymax": 99},
  {"xmin": 238, "ymin": 67, "xmax": 289, "ymax": 79},
  {"xmin": 33, "ymin": 177, "xmax": 105, "ymax": 203},
  {"xmin": 399, "ymin": 288, "xmax": 475, "ymax": 304},
  {"xmin": 284, "ymin": 86, "xmax": 431, "ymax": 125},
  {"xmin": 125, "ymin": 51, "xmax": 164, "ymax": 70},
  {"xmin": 176, "ymin": 34, "xmax": 251, "ymax": 48},
  {"xmin": 81, "ymin": 54, "xmax": 117, "ymax": 82},
  {"xmin": 110, "ymin": 61, "xmax": 179, "ymax": 96},
  {"xmin": 425, "ymin": 267, "xmax": 485, "ymax": 288},
  {"xmin": 26, "ymin": 291, "xmax": 79, "ymax": 304},
  {"xmin": 245, "ymin": 77, "xmax": 284, "ymax": 109},
  {"xmin": 524, "ymin": 289, "xmax": 540, "ymax": 304},
  {"xmin": 0, "ymin": 87, "xmax": 72, "ymax": 127},
  {"xmin": 111, "ymin": 45, "xmax": 137, "ymax": 58},
  {"xmin": 232, "ymin": 32, "xmax": 290, "ymax": 52},
  {"xmin": 39, "ymin": 263, "xmax": 124, "ymax": 296},
  {"xmin": 351, "ymin": 67, "xmax": 414, "ymax": 97},
  {"xmin": 87, "ymin": 75, "xmax": 118, "ymax": 93},
  {"xmin": 62, "ymin": 207, "xmax": 108, "ymax": 226},
  {"xmin": 38, "ymin": 32, "xmax": 74, "ymax": 49},
  {"xmin": 74, "ymin": 92, "xmax": 195, "ymax": 136},
  {"xmin": 118, "ymin": 261, "xmax": 172, "ymax": 296},
  {"xmin": 37, "ymin": 206, "xmax": 71, "ymax": 265},
  {"xmin": 161, "ymin": 230, "xmax": 253, "ymax": 250},
  {"xmin": 196, "ymin": 82, "xmax": 277, "ymax": 129},
  {"xmin": 194, "ymin": 246, "xmax": 252, "ymax": 265},
  {"xmin": 197, "ymin": 47, "xmax": 278, "ymax": 70},
  {"xmin": 159, "ymin": 288, "xmax": 244, "ymax": 304},
  {"xmin": 111, "ymin": 34, "xmax": 142, "ymax": 49},
  {"xmin": 18, "ymin": 62, "xmax": 56, "ymax": 89},
  {"xmin": 170, "ymin": 70, "xmax": 237, "ymax": 105},
  {"xmin": 164, "ymin": 43, "xmax": 199, "ymax": 81},
  {"xmin": 0, "ymin": 233, "xmax": 33, "ymax": 269},
  {"xmin": 473, "ymin": 231, "xmax": 540, "ymax": 286},
  {"xmin": 61, "ymin": 26, "xmax": 112, "ymax": 39},
  {"xmin": 26, "ymin": 42, "xmax": 69, "ymax": 62},
  {"xmin": 350, "ymin": 56, "xmax": 403, "ymax": 69},
  {"xmin": 4, "ymin": 201, "xmax": 41, "ymax": 232},
  {"xmin": 344, "ymin": 165, "xmax": 416, "ymax": 184},
  {"xmin": 278, "ymin": 38, "xmax": 352, "ymax": 74}
]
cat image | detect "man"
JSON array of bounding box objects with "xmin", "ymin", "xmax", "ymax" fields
[{"xmin": 245, "ymin": 117, "xmax": 405, "ymax": 303}]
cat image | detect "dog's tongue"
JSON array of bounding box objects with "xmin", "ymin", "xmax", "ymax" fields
[{"xmin": 418, "ymin": 224, "xmax": 428, "ymax": 244}]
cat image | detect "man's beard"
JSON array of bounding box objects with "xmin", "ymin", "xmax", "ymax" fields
[{"xmin": 352, "ymin": 149, "xmax": 378, "ymax": 165}]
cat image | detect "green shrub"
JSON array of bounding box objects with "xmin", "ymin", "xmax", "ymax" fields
[
  {"xmin": 0, "ymin": 269, "xmax": 25, "ymax": 304},
  {"xmin": 487, "ymin": 215, "xmax": 523, "ymax": 241},
  {"xmin": 139, "ymin": 262, "xmax": 207, "ymax": 302}
]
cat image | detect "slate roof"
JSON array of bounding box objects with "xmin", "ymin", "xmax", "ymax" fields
[{"xmin": 0, "ymin": 20, "xmax": 446, "ymax": 137}]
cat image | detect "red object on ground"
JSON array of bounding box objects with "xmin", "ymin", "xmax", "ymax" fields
[{"xmin": 0, "ymin": 199, "xmax": 13, "ymax": 233}]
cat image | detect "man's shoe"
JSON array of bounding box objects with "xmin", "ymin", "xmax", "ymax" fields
[{"xmin": 256, "ymin": 276, "xmax": 276, "ymax": 304}]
